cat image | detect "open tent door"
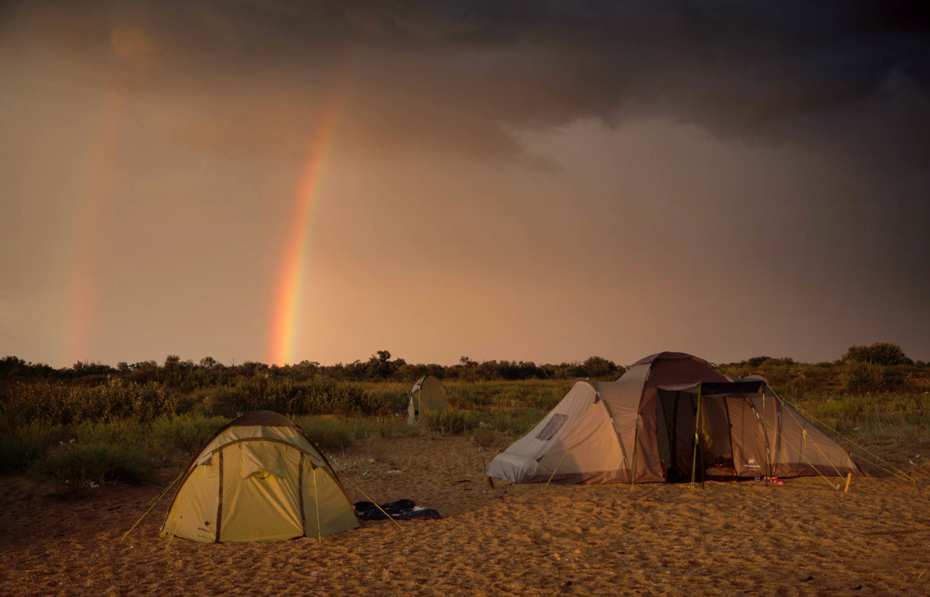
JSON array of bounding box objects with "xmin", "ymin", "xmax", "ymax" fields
[{"xmin": 656, "ymin": 381, "xmax": 765, "ymax": 482}]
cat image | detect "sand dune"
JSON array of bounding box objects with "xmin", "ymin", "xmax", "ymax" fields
[{"xmin": 2, "ymin": 435, "xmax": 929, "ymax": 596}]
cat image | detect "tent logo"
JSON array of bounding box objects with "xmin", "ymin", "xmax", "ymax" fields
[{"xmin": 745, "ymin": 458, "xmax": 761, "ymax": 471}]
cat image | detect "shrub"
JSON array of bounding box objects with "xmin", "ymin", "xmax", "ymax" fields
[
  {"xmin": 365, "ymin": 417, "xmax": 422, "ymax": 440},
  {"xmin": 0, "ymin": 423, "xmax": 70, "ymax": 474},
  {"xmin": 204, "ymin": 375, "xmax": 387, "ymax": 418},
  {"xmin": 844, "ymin": 361, "xmax": 887, "ymax": 394},
  {"xmin": 468, "ymin": 426, "xmax": 496, "ymax": 448},
  {"xmin": 842, "ymin": 342, "xmax": 913, "ymax": 366},
  {"xmin": 0, "ymin": 378, "xmax": 179, "ymax": 426},
  {"xmin": 362, "ymin": 386, "xmax": 411, "ymax": 412},
  {"xmin": 478, "ymin": 408, "xmax": 548, "ymax": 435},
  {"xmin": 292, "ymin": 417, "xmax": 355, "ymax": 451},
  {"xmin": 28, "ymin": 442, "xmax": 157, "ymax": 495},
  {"xmin": 419, "ymin": 410, "xmax": 473, "ymax": 434},
  {"xmin": 746, "ymin": 356, "xmax": 772, "ymax": 367},
  {"xmin": 152, "ymin": 414, "xmax": 227, "ymax": 456}
]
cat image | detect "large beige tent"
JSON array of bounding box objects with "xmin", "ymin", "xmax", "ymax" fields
[
  {"xmin": 407, "ymin": 375, "xmax": 448, "ymax": 424},
  {"xmin": 487, "ymin": 352, "xmax": 862, "ymax": 484},
  {"xmin": 161, "ymin": 411, "xmax": 359, "ymax": 543}
]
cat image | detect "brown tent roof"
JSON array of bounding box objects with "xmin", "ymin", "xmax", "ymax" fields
[
  {"xmin": 631, "ymin": 351, "xmax": 713, "ymax": 367},
  {"xmin": 642, "ymin": 353, "xmax": 729, "ymax": 388}
]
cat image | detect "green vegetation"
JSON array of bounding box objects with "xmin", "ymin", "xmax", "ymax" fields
[
  {"xmin": 841, "ymin": 342, "xmax": 914, "ymax": 366},
  {"xmin": 1, "ymin": 343, "xmax": 928, "ymax": 492},
  {"xmin": 27, "ymin": 442, "xmax": 158, "ymax": 496}
]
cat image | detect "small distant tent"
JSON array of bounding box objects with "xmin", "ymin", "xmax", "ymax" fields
[
  {"xmin": 408, "ymin": 375, "xmax": 448, "ymax": 424},
  {"xmin": 486, "ymin": 352, "xmax": 862, "ymax": 485},
  {"xmin": 161, "ymin": 411, "xmax": 359, "ymax": 543}
]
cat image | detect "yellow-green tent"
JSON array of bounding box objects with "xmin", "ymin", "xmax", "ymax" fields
[
  {"xmin": 407, "ymin": 375, "xmax": 448, "ymax": 423},
  {"xmin": 161, "ymin": 411, "xmax": 359, "ymax": 543}
]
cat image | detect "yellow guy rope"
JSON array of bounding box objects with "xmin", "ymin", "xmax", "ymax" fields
[
  {"xmin": 165, "ymin": 465, "xmax": 207, "ymax": 550},
  {"xmin": 779, "ymin": 397, "xmax": 913, "ymax": 483},
  {"xmin": 544, "ymin": 450, "xmax": 570, "ymax": 491},
  {"xmin": 802, "ymin": 428, "xmax": 846, "ymax": 480},
  {"xmin": 341, "ymin": 476, "xmax": 403, "ymax": 530},
  {"xmin": 779, "ymin": 403, "xmax": 846, "ymax": 480},
  {"xmin": 757, "ymin": 413, "xmax": 838, "ymax": 490},
  {"xmin": 120, "ymin": 471, "xmax": 185, "ymax": 541}
]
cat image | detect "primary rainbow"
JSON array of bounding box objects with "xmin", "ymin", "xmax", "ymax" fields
[{"xmin": 268, "ymin": 90, "xmax": 346, "ymax": 366}]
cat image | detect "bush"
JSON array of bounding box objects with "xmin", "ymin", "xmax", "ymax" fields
[
  {"xmin": 152, "ymin": 414, "xmax": 227, "ymax": 456},
  {"xmin": 842, "ymin": 342, "xmax": 913, "ymax": 366},
  {"xmin": 204, "ymin": 375, "xmax": 388, "ymax": 418},
  {"xmin": 292, "ymin": 417, "xmax": 355, "ymax": 451},
  {"xmin": 0, "ymin": 378, "xmax": 180, "ymax": 426},
  {"xmin": 360, "ymin": 385, "xmax": 411, "ymax": 412},
  {"xmin": 844, "ymin": 361, "xmax": 888, "ymax": 394},
  {"xmin": 478, "ymin": 408, "xmax": 548, "ymax": 436},
  {"xmin": 0, "ymin": 423, "xmax": 70, "ymax": 474},
  {"xmin": 365, "ymin": 417, "xmax": 422, "ymax": 440},
  {"xmin": 419, "ymin": 410, "xmax": 473, "ymax": 434},
  {"xmin": 28, "ymin": 442, "xmax": 157, "ymax": 495},
  {"xmin": 468, "ymin": 426, "xmax": 496, "ymax": 448}
]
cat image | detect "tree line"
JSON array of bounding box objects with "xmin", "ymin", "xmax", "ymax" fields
[
  {"xmin": 0, "ymin": 351, "xmax": 623, "ymax": 390},
  {"xmin": 2, "ymin": 342, "xmax": 923, "ymax": 393}
]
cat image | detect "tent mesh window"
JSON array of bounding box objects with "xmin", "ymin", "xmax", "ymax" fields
[{"xmin": 535, "ymin": 414, "xmax": 569, "ymax": 441}]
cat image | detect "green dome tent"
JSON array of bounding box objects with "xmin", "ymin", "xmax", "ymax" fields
[
  {"xmin": 487, "ymin": 352, "xmax": 862, "ymax": 484},
  {"xmin": 161, "ymin": 411, "xmax": 359, "ymax": 543},
  {"xmin": 407, "ymin": 375, "xmax": 448, "ymax": 424}
]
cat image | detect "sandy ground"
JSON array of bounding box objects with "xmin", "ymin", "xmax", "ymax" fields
[{"xmin": 2, "ymin": 434, "xmax": 930, "ymax": 596}]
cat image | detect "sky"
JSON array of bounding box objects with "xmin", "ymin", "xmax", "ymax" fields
[{"xmin": 1, "ymin": 1, "xmax": 929, "ymax": 368}]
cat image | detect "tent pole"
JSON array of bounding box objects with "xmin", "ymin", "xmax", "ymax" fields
[
  {"xmin": 763, "ymin": 386, "xmax": 771, "ymax": 478},
  {"xmin": 312, "ymin": 466, "xmax": 322, "ymax": 543},
  {"xmin": 298, "ymin": 453, "xmax": 307, "ymax": 538},
  {"xmin": 690, "ymin": 383, "xmax": 702, "ymax": 493}
]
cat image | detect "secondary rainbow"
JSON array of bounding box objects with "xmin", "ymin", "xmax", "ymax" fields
[
  {"xmin": 65, "ymin": 85, "xmax": 126, "ymax": 365},
  {"xmin": 268, "ymin": 92, "xmax": 346, "ymax": 366}
]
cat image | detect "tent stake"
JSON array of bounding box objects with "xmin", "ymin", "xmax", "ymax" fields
[{"xmin": 844, "ymin": 472, "xmax": 852, "ymax": 492}]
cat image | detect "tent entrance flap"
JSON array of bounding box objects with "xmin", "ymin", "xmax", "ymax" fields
[{"xmin": 657, "ymin": 390, "xmax": 734, "ymax": 482}]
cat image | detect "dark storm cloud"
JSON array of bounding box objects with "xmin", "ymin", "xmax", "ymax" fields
[{"xmin": 5, "ymin": 0, "xmax": 930, "ymax": 166}]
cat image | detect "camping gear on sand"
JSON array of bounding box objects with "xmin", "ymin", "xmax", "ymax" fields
[
  {"xmin": 161, "ymin": 411, "xmax": 359, "ymax": 543},
  {"xmin": 354, "ymin": 499, "xmax": 442, "ymax": 521},
  {"xmin": 407, "ymin": 375, "xmax": 448, "ymax": 424},
  {"xmin": 486, "ymin": 351, "xmax": 862, "ymax": 485}
]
